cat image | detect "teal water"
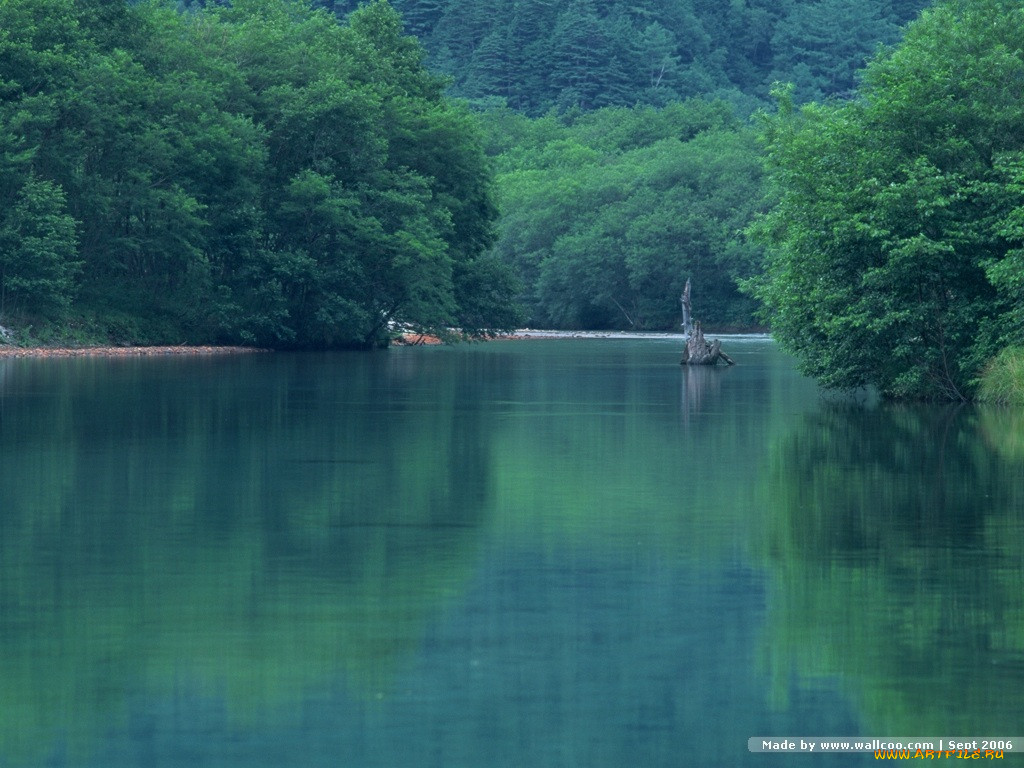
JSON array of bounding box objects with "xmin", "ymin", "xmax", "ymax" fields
[{"xmin": 1, "ymin": 338, "xmax": 1022, "ymax": 767}]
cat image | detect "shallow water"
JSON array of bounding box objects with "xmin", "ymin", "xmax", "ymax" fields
[{"xmin": 0, "ymin": 338, "xmax": 1021, "ymax": 767}]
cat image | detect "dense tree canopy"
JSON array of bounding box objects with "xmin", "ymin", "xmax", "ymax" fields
[
  {"xmin": 0, "ymin": 0, "xmax": 519, "ymax": 347},
  {"xmin": 15, "ymin": 0, "xmax": 1020, "ymax": 376},
  {"xmin": 182, "ymin": 0, "xmax": 934, "ymax": 116},
  {"xmin": 382, "ymin": 0, "xmax": 929, "ymax": 115},
  {"xmin": 2, "ymin": 0, "xmax": 949, "ymax": 347},
  {"xmin": 360, "ymin": 0, "xmax": 929, "ymax": 334},
  {"xmin": 482, "ymin": 101, "xmax": 763, "ymax": 330},
  {"xmin": 748, "ymin": 0, "xmax": 1024, "ymax": 399}
]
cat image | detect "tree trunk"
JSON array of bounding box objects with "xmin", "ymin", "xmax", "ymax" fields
[
  {"xmin": 680, "ymin": 279, "xmax": 693, "ymax": 338},
  {"xmin": 681, "ymin": 321, "xmax": 733, "ymax": 365},
  {"xmin": 679, "ymin": 278, "xmax": 733, "ymax": 365}
]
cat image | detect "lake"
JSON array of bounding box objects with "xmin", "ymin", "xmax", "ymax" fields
[{"xmin": 1, "ymin": 337, "xmax": 1022, "ymax": 767}]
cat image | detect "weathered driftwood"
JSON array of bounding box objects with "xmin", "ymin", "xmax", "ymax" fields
[
  {"xmin": 680, "ymin": 321, "xmax": 734, "ymax": 366},
  {"xmin": 679, "ymin": 279, "xmax": 734, "ymax": 366}
]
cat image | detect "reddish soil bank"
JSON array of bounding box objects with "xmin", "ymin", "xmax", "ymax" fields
[
  {"xmin": 0, "ymin": 345, "xmax": 269, "ymax": 359},
  {"xmin": 393, "ymin": 332, "xmax": 444, "ymax": 346},
  {"xmin": 392, "ymin": 332, "xmax": 540, "ymax": 345}
]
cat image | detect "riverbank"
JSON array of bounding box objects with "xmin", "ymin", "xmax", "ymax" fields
[
  {"xmin": 0, "ymin": 329, "xmax": 766, "ymax": 357},
  {"xmin": 0, "ymin": 345, "xmax": 268, "ymax": 359},
  {"xmin": 393, "ymin": 329, "xmax": 703, "ymax": 345}
]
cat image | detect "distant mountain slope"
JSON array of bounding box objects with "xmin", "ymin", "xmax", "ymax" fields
[{"xmin": 287, "ymin": 0, "xmax": 932, "ymax": 113}]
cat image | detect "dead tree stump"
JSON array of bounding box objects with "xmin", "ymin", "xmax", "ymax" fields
[
  {"xmin": 679, "ymin": 279, "xmax": 734, "ymax": 366},
  {"xmin": 680, "ymin": 321, "xmax": 734, "ymax": 365}
]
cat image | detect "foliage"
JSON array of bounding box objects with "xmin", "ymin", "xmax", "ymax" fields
[
  {"xmin": 977, "ymin": 346, "xmax": 1024, "ymax": 405},
  {"xmin": 748, "ymin": 0, "xmax": 1024, "ymax": 400},
  {"xmin": 383, "ymin": 0, "xmax": 929, "ymax": 116},
  {"xmin": 0, "ymin": 0, "xmax": 518, "ymax": 347},
  {"xmin": 352, "ymin": 0, "xmax": 929, "ymax": 333},
  {"xmin": 0, "ymin": 175, "xmax": 80, "ymax": 318},
  {"xmin": 768, "ymin": 0, "xmax": 898, "ymax": 102},
  {"xmin": 482, "ymin": 101, "xmax": 764, "ymax": 330}
]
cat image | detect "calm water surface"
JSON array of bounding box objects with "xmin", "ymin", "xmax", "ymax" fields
[{"xmin": 1, "ymin": 338, "xmax": 1022, "ymax": 767}]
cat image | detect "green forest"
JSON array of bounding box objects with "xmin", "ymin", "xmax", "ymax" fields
[
  {"xmin": 3, "ymin": 0, "xmax": 1024, "ymax": 398},
  {"xmin": 1, "ymin": 0, "xmax": 520, "ymax": 348}
]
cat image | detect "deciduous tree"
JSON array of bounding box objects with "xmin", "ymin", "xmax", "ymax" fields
[{"xmin": 749, "ymin": 0, "xmax": 1024, "ymax": 399}]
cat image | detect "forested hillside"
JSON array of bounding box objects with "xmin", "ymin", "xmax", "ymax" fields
[
  {"xmin": 5, "ymin": 0, "xmax": 969, "ymax": 347},
  {"xmin": 293, "ymin": 0, "xmax": 930, "ymax": 112},
  {"xmin": 355, "ymin": 0, "xmax": 927, "ymax": 330},
  {"xmin": 0, "ymin": 0, "xmax": 519, "ymax": 347},
  {"xmin": 4, "ymin": 0, "xmax": 938, "ymax": 343},
  {"xmin": 482, "ymin": 101, "xmax": 762, "ymax": 329}
]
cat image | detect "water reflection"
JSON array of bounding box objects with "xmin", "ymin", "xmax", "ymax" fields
[
  {"xmin": 0, "ymin": 354, "xmax": 492, "ymax": 764},
  {"xmin": 679, "ymin": 364, "xmax": 724, "ymax": 422},
  {"xmin": 759, "ymin": 403, "xmax": 1024, "ymax": 733},
  {"xmin": 5, "ymin": 342, "xmax": 1018, "ymax": 767},
  {"xmin": 979, "ymin": 406, "xmax": 1024, "ymax": 461},
  {"xmin": 0, "ymin": 341, "xmax": 824, "ymax": 768}
]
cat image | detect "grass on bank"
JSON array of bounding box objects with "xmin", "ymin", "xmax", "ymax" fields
[{"xmin": 977, "ymin": 347, "xmax": 1024, "ymax": 404}]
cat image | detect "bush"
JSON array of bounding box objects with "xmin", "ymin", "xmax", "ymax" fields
[{"xmin": 977, "ymin": 347, "xmax": 1024, "ymax": 405}]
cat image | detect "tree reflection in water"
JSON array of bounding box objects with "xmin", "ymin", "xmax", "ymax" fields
[
  {"xmin": 0, "ymin": 354, "xmax": 491, "ymax": 764},
  {"xmin": 758, "ymin": 403, "xmax": 1024, "ymax": 733}
]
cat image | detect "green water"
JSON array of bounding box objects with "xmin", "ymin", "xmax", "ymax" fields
[{"xmin": 0, "ymin": 338, "xmax": 1022, "ymax": 767}]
